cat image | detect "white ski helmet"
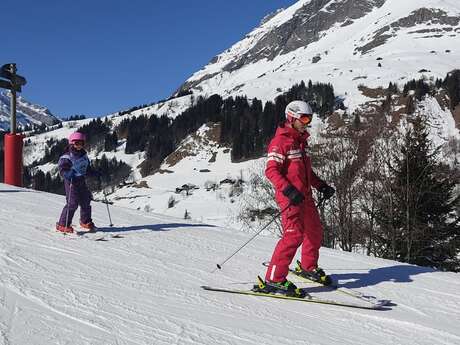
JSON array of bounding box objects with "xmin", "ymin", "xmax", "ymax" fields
[{"xmin": 285, "ymin": 100, "xmax": 313, "ymax": 121}]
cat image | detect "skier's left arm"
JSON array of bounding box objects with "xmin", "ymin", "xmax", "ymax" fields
[
  {"xmin": 312, "ymin": 171, "xmax": 335, "ymax": 200},
  {"xmin": 311, "ymin": 171, "xmax": 325, "ymax": 190}
]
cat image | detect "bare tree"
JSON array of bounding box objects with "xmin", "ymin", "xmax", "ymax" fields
[
  {"xmin": 312, "ymin": 127, "xmax": 362, "ymax": 252},
  {"xmin": 235, "ymin": 161, "xmax": 282, "ymax": 236},
  {"xmin": 358, "ymin": 122, "xmax": 402, "ymax": 257}
]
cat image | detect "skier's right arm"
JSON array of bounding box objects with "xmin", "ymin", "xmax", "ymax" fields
[
  {"xmin": 58, "ymin": 156, "xmax": 74, "ymax": 180},
  {"xmin": 265, "ymin": 143, "xmax": 290, "ymax": 192}
]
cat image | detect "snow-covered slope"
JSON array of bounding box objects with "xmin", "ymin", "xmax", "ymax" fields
[
  {"xmin": 176, "ymin": 0, "xmax": 460, "ymax": 111},
  {"xmin": 104, "ymin": 123, "xmax": 267, "ymax": 226},
  {"xmin": 0, "ymin": 91, "xmax": 60, "ymax": 131},
  {"xmin": 1, "ymin": 183, "xmax": 460, "ymax": 345},
  {"xmin": 23, "ymin": 92, "xmax": 460, "ymax": 230},
  {"xmin": 13, "ymin": 0, "xmax": 460, "ymax": 248}
]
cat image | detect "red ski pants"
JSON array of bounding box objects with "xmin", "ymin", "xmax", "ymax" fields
[{"xmin": 265, "ymin": 200, "xmax": 323, "ymax": 282}]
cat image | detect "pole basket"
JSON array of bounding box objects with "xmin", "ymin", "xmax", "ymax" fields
[{"xmin": 4, "ymin": 133, "xmax": 24, "ymax": 187}]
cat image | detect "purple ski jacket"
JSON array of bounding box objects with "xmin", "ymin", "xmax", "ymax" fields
[{"xmin": 58, "ymin": 146, "xmax": 94, "ymax": 182}]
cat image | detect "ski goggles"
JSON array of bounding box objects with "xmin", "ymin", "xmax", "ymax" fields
[
  {"xmin": 298, "ymin": 114, "xmax": 313, "ymax": 125},
  {"xmin": 72, "ymin": 140, "xmax": 85, "ymax": 146}
]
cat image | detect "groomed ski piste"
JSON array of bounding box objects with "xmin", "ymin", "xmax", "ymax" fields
[{"xmin": 1, "ymin": 183, "xmax": 459, "ymax": 345}]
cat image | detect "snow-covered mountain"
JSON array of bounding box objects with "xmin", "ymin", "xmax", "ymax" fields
[
  {"xmin": 18, "ymin": 0, "xmax": 460, "ymax": 231},
  {"xmin": 2, "ymin": 4, "xmax": 460, "ymax": 341},
  {"xmin": 0, "ymin": 91, "xmax": 60, "ymax": 131},
  {"xmin": 177, "ymin": 0, "xmax": 460, "ymax": 110},
  {"xmin": 1, "ymin": 182, "xmax": 460, "ymax": 345}
]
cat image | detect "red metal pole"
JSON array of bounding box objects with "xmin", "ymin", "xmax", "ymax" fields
[
  {"xmin": 3, "ymin": 64, "xmax": 24, "ymax": 187},
  {"xmin": 4, "ymin": 133, "xmax": 23, "ymax": 187}
]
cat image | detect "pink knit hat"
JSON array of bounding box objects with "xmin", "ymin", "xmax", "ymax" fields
[{"xmin": 68, "ymin": 132, "xmax": 86, "ymax": 144}]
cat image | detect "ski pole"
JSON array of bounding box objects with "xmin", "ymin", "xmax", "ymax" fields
[
  {"xmin": 102, "ymin": 189, "xmax": 113, "ymax": 227},
  {"xmin": 65, "ymin": 180, "xmax": 73, "ymax": 227},
  {"xmin": 316, "ymin": 194, "xmax": 326, "ymax": 208},
  {"xmin": 213, "ymin": 203, "xmax": 291, "ymax": 272}
]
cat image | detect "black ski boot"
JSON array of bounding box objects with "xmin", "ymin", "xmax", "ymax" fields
[{"xmin": 295, "ymin": 260, "xmax": 332, "ymax": 286}]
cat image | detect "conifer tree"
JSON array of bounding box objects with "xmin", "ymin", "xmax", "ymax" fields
[
  {"xmin": 443, "ymin": 70, "xmax": 460, "ymax": 110},
  {"xmin": 378, "ymin": 116, "xmax": 460, "ymax": 271}
]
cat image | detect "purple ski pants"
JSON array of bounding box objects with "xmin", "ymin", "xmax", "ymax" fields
[{"xmin": 58, "ymin": 179, "xmax": 92, "ymax": 227}]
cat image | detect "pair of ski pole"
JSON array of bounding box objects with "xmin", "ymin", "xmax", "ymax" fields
[
  {"xmin": 214, "ymin": 194, "xmax": 328, "ymax": 272},
  {"xmin": 99, "ymin": 175, "xmax": 114, "ymax": 227},
  {"xmin": 64, "ymin": 177, "xmax": 113, "ymax": 228},
  {"xmin": 97, "ymin": 175, "xmax": 114, "ymax": 227},
  {"xmin": 213, "ymin": 203, "xmax": 291, "ymax": 273}
]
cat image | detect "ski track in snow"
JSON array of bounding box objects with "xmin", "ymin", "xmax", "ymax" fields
[{"xmin": 1, "ymin": 183, "xmax": 460, "ymax": 345}]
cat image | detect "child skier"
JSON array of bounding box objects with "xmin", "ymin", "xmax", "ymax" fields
[
  {"xmin": 258, "ymin": 100, "xmax": 335, "ymax": 297},
  {"xmin": 56, "ymin": 131, "xmax": 99, "ymax": 233}
]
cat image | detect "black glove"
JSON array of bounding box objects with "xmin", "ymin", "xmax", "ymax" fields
[
  {"xmin": 282, "ymin": 185, "xmax": 305, "ymax": 206},
  {"xmin": 319, "ymin": 184, "xmax": 335, "ymax": 200}
]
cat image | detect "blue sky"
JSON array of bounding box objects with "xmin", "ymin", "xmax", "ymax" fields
[{"xmin": 2, "ymin": 0, "xmax": 296, "ymax": 118}]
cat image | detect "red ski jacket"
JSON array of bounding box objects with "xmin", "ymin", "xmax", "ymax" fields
[{"xmin": 265, "ymin": 125, "xmax": 324, "ymax": 204}]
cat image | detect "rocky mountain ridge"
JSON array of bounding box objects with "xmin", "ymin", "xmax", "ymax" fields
[
  {"xmin": 176, "ymin": 0, "xmax": 460, "ymax": 112},
  {"xmin": 0, "ymin": 91, "xmax": 60, "ymax": 131}
]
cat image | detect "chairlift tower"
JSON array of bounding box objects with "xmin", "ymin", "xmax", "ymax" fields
[{"xmin": 0, "ymin": 63, "xmax": 27, "ymax": 187}]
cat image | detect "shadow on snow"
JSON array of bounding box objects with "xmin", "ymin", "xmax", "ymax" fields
[
  {"xmin": 0, "ymin": 189, "xmax": 34, "ymax": 193},
  {"xmin": 331, "ymin": 264, "xmax": 435, "ymax": 289},
  {"xmin": 96, "ymin": 222, "xmax": 216, "ymax": 233}
]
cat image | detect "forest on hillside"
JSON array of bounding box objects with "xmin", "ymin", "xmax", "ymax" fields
[{"xmin": 1, "ymin": 71, "xmax": 459, "ymax": 271}]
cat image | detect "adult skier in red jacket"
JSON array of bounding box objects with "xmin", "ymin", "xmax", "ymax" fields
[{"xmin": 261, "ymin": 100, "xmax": 335, "ymax": 297}]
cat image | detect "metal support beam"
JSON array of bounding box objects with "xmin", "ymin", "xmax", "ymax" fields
[{"xmin": 10, "ymin": 89, "xmax": 17, "ymax": 134}]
